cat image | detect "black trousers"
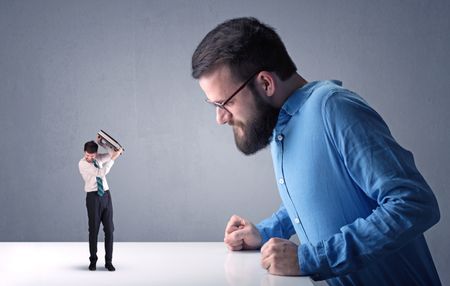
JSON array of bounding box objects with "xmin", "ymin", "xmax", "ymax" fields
[{"xmin": 86, "ymin": 191, "xmax": 114, "ymax": 263}]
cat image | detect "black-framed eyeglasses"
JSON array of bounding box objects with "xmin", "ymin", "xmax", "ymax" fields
[{"xmin": 204, "ymin": 71, "xmax": 260, "ymax": 112}]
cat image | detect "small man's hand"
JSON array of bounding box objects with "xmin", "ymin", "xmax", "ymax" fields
[
  {"xmin": 260, "ymin": 238, "xmax": 301, "ymax": 276},
  {"xmin": 111, "ymin": 148, "xmax": 123, "ymax": 160},
  {"xmin": 224, "ymin": 215, "xmax": 262, "ymax": 251}
]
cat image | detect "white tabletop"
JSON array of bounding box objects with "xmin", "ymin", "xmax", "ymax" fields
[{"xmin": 0, "ymin": 242, "xmax": 317, "ymax": 286}]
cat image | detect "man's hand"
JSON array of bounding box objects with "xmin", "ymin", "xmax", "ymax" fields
[
  {"xmin": 224, "ymin": 215, "xmax": 262, "ymax": 251},
  {"xmin": 261, "ymin": 238, "xmax": 301, "ymax": 276},
  {"xmin": 111, "ymin": 148, "xmax": 123, "ymax": 160},
  {"xmin": 96, "ymin": 134, "xmax": 104, "ymax": 145}
]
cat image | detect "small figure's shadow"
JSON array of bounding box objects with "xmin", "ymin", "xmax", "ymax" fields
[{"xmin": 72, "ymin": 265, "xmax": 109, "ymax": 271}]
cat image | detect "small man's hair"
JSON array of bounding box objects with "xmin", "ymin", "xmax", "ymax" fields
[{"xmin": 84, "ymin": 141, "xmax": 98, "ymax": 154}]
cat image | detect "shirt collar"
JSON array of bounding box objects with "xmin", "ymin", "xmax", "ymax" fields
[
  {"xmin": 283, "ymin": 80, "xmax": 342, "ymax": 115},
  {"xmin": 274, "ymin": 80, "xmax": 343, "ymax": 132}
]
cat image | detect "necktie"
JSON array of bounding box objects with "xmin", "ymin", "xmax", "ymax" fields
[{"xmin": 93, "ymin": 160, "xmax": 105, "ymax": 197}]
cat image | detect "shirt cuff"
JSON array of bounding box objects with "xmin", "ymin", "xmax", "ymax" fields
[
  {"xmin": 299, "ymin": 241, "xmax": 333, "ymax": 280},
  {"xmin": 255, "ymin": 224, "xmax": 271, "ymax": 245}
]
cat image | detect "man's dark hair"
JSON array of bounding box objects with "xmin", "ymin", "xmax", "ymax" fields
[
  {"xmin": 84, "ymin": 141, "xmax": 98, "ymax": 154},
  {"xmin": 191, "ymin": 17, "xmax": 296, "ymax": 82}
]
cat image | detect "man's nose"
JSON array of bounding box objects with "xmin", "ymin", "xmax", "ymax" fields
[{"xmin": 216, "ymin": 107, "xmax": 230, "ymax": 125}]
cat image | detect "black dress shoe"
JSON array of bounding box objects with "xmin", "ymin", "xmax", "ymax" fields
[
  {"xmin": 105, "ymin": 263, "xmax": 116, "ymax": 271},
  {"xmin": 89, "ymin": 262, "xmax": 96, "ymax": 271}
]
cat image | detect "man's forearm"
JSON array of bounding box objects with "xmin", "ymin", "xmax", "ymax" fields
[{"xmin": 256, "ymin": 204, "xmax": 296, "ymax": 245}]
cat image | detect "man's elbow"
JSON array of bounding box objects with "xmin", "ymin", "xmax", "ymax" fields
[
  {"xmin": 420, "ymin": 192, "xmax": 440, "ymax": 231},
  {"xmin": 427, "ymin": 196, "xmax": 440, "ymax": 228}
]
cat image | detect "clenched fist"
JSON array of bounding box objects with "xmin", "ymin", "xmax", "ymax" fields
[
  {"xmin": 261, "ymin": 237, "xmax": 301, "ymax": 276},
  {"xmin": 224, "ymin": 215, "xmax": 262, "ymax": 251}
]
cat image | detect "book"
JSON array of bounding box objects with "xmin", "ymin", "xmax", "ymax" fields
[{"xmin": 97, "ymin": 130, "xmax": 124, "ymax": 153}]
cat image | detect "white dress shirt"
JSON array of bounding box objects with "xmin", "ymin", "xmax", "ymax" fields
[{"xmin": 78, "ymin": 153, "xmax": 114, "ymax": 193}]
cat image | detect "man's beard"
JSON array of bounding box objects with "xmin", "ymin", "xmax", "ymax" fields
[{"xmin": 232, "ymin": 89, "xmax": 280, "ymax": 155}]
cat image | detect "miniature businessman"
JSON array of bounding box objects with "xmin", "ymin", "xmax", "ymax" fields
[{"xmin": 78, "ymin": 136, "xmax": 122, "ymax": 271}]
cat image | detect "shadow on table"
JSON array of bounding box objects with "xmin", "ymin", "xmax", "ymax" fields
[{"xmin": 71, "ymin": 265, "xmax": 109, "ymax": 272}]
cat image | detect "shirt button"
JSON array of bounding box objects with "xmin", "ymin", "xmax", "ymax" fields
[
  {"xmin": 277, "ymin": 134, "xmax": 284, "ymax": 141},
  {"xmin": 279, "ymin": 178, "xmax": 285, "ymax": 184},
  {"xmin": 294, "ymin": 218, "xmax": 300, "ymax": 224}
]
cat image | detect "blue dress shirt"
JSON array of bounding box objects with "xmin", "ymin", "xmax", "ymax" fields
[{"xmin": 256, "ymin": 80, "xmax": 441, "ymax": 285}]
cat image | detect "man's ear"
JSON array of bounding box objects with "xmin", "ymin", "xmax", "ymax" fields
[{"xmin": 257, "ymin": 71, "xmax": 276, "ymax": 97}]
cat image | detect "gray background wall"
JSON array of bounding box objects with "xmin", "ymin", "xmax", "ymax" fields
[{"xmin": 1, "ymin": 0, "xmax": 449, "ymax": 284}]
